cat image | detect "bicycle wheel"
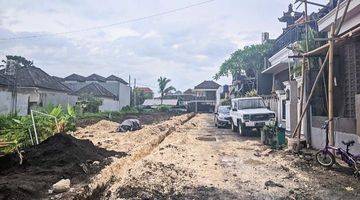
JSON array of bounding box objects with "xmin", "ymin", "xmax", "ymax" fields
[{"xmin": 316, "ymin": 150, "xmax": 335, "ymax": 167}]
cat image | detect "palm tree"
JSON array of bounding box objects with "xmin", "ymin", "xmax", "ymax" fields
[{"xmin": 157, "ymin": 77, "xmax": 175, "ymax": 105}]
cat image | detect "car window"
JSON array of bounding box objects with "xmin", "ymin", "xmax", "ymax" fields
[{"xmin": 238, "ymin": 99, "xmax": 266, "ymax": 109}]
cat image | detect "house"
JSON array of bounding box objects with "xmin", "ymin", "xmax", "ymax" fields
[
  {"xmin": 309, "ymin": 0, "xmax": 360, "ymax": 152},
  {"xmin": 189, "ymin": 80, "xmax": 221, "ymax": 112},
  {"xmin": 216, "ymin": 85, "xmax": 230, "ymax": 107},
  {"xmin": 0, "ymin": 66, "xmax": 77, "ymax": 115},
  {"xmin": 63, "ymin": 73, "xmax": 131, "ymax": 110},
  {"xmin": 135, "ymin": 87, "xmax": 154, "ymax": 96},
  {"xmin": 74, "ymin": 82, "xmax": 119, "ymax": 112},
  {"xmin": 260, "ymin": 3, "xmax": 330, "ymax": 133}
]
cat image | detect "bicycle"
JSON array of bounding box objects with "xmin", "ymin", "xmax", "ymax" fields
[{"xmin": 316, "ymin": 120, "xmax": 360, "ymax": 177}]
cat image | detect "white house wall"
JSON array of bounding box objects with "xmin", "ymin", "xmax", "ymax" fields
[
  {"xmin": 99, "ymin": 98, "xmax": 120, "ymax": 112},
  {"xmin": 41, "ymin": 90, "xmax": 77, "ymax": 108},
  {"xmin": 0, "ymin": 89, "xmax": 30, "ymax": 115},
  {"xmin": 118, "ymin": 83, "xmax": 130, "ymax": 109}
]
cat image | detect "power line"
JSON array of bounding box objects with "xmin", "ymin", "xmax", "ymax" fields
[{"xmin": 0, "ymin": 0, "xmax": 215, "ymax": 41}]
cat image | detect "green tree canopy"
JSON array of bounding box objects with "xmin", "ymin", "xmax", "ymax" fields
[
  {"xmin": 214, "ymin": 43, "xmax": 272, "ymax": 80},
  {"xmin": 1, "ymin": 55, "xmax": 34, "ymax": 68},
  {"xmin": 157, "ymin": 77, "xmax": 175, "ymax": 105}
]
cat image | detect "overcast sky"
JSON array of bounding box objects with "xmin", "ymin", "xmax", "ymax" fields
[{"xmin": 0, "ymin": 0, "xmax": 327, "ymax": 93}]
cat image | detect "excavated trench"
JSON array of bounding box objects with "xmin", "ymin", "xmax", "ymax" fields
[{"xmin": 58, "ymin": 113, "xmax": 196, "ymax": 200}]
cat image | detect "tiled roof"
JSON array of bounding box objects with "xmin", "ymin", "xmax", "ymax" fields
[
  {"xmin": 0, "ymin": 74, "xmax": 13, "ymax": 86},
  {"xmin": 0, "ymin": 66, "xmax": 71, "ymax": 92},
  {"xmin": 106, "ymin": 75, "xmax": 128, "ymax": 84},
  {"xmin": 194, "ymin": 80, "xmax": 221, "ymax": 90},
  {"xmin": 74, "ymin": 82, "xmax": 116, "ymax": 99},
  {"xmin": 86, "ymin": 74, "xmax": 106, "ymax": 82},
  {"xmin": 52, "ymin": 76, "xmax": 64, "ymax": 82},
  {"xmin": 64, "ymin": 73, "xmax": 86, "ymax": 82},
  {"xmin": 136, "ymin": 87, "xmax": 153, "ymax": 93}
]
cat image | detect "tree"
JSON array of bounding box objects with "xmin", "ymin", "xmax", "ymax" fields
[
  {"xmin": 157, "ymin": 77, "xmax": 175, "ymax": 105},
  {"xmin": 133, "ymin": 88, "xmax": 154, "ymax": 106},
  {"xmin": 1, "ymin": 55, "xmax": 34, "ymax": 68},
  {"xmin": 77, "ymin": 94, "xmax": 103, "ymax": 113},
  {"xmin": 214, "ymin": 43, "xmax": 272, "ymax": 80}
]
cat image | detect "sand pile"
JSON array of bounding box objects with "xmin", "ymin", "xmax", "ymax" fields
[{"xmin": 0, "ymin": 133, "xmax": 125, "ymax": 200}]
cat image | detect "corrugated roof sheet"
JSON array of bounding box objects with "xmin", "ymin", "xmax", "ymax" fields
[{"xmin": 142, "ymin": 99, "xmax": 178, "ymax": 106}]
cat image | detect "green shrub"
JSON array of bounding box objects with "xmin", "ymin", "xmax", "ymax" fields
[
  {"xmin": 0, "ymin": 104, "xmax": 77, "ymax": 154},
  {"xmin": 157, "ymin": 105, "xmax": 171, "ymax": 112}
]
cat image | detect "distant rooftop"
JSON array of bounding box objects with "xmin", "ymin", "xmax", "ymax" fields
[
  {"xmin": 86, "ymin": 74, "xmax": 106, "ymax": 82},
  {"xmin": 106, "ymin": 75, "xmax": 128, "ymax": 84},
  {"xmin": 74, "ymin": 82, "xmax": 116, "ymax": 99},
  {"xmin": 194, "ymin": 80, "xmax": 221, "ymax": 90},
  {"xmin": 64, "ymin": 73, "xmax": 86, "ymax": 82},
  {"xmin": 136, "ymin": 87, "xmax": 153, "ymax": 93},
  {"xmin": 0, "ymin": 66, "xmax": 71, "ymax": 92}
]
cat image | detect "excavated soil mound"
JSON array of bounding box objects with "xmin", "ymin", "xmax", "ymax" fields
[{"xmin": 0, "ymin": 133, "xmax": 126, "ymax": 200}]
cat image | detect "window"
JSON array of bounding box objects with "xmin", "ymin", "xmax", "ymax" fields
[
  {"xmin": 282, "ymin": 100, "xmax": 286, "ymax": 120},
  {"xmin": 237, "ymin": 99, "xmax": 266, "ymax": 110}
]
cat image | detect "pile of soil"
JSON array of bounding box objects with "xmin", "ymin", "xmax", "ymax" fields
[{"xmin": 0, "ymin": 133, "xmax": 126, "ymax": 200}]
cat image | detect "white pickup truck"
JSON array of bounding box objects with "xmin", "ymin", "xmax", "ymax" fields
[{"xmin": 230, "ymin": 97, "xmax": 275, "ymax": 136}]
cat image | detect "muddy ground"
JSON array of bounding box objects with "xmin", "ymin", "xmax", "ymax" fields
[
  {"xmin": 1, "ymin": 113, "xmax": 359, "ymax": 200},
  {"xmin": 92, "ymin": 114, "xmax": 360, "ymax": 200},
  {"xmin": 0, "ymin": 112, "xmax": 186, "ymax": 200}
]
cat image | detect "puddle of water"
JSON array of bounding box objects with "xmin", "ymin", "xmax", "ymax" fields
[{"xmin": 196, "ymin": 136, "xmax": 216, "ymax": 141}]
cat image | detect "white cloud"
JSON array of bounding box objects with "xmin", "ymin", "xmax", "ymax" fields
[{"xmin": 0, "ymin": 0, "xmax": 327, "ymax": 92}]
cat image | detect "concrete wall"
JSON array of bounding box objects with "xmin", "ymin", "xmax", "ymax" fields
[
  {"xmin": 311, "ymin": 116, "xmax": 360, "ymax": 154},
  {"xmin": 120, "ymin": 83, "xmax": 130, "ymax": 109},
  {"xmin": 99, "ymin": 98, "xmax": 120, "ymax": 112},
  {"xmin": 41, "ymin": 90, "xmax": 78, "ymax": 108},
  {"xmin": 66, "ymin": 80, "xmax": 131, "ymax": 110}
]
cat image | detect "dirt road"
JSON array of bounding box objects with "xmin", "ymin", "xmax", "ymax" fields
[{"xmin": 103, "ymin": 114, "xmax": 360, "ymax": 200}]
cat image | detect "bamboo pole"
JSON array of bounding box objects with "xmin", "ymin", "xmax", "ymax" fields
[
  {"xmin": 335, "ymin": 0, "xmax": 352, "ymax": 36},
  {"xmin": 328, "ymin": 25, "xmax": 335, "ymax": 145},
  {"xmin": 291, "ymin": 50, "xmax": 330, "ymax": 137}
]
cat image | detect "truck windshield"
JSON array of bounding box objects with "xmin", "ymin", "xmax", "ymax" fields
[
  {"xmin": 218, "ymin": 106, "xmax": 230, "ymax": 114},
  {"xmin": 238, "ymin": 99, "xmax": 266, "ymax": 109}
]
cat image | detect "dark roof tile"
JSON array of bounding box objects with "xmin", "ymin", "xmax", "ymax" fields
[
  {"xmin": 194, "ymin": 80, "xmax": 221, "ymax": 90},
  {"xmin": 74, "ymin": 82, "xmax": 116, "ymax": 99},
  {"xmin": 64, "ymin": 73, "xmax": 86, "ymax": 82},
  {"xmin": 106, "ymin": 75, "xmax": 128, "ymax": 84},
  {"xmin": 0, "ymin": 66, "xmax": 71, "ymax": 92},
  {"xmin": 86, "ymin": 74, "xmax": 106, "ymax": 82}
]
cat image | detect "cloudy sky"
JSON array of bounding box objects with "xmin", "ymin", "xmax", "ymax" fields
[{"xmin": 0, "ymin": 0, "xmax": 326, "ymax": 93}]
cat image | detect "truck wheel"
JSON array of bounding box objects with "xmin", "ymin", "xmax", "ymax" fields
[
  {"xmin": 238, "ymin": 122, "xmax": 247, "ymax": 136},
  {"xmin": 231, "ymin": 121, "xmax": 238, "ymax": 132}
]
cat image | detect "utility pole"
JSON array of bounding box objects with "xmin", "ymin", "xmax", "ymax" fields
[
  {"xmin": 304, "ymin": 0, "xmax": 312, "ymax": 147},
  {"xmin": 134, "ymin": 78, "xmax": 137, "ymax": 107},
  {"xmin": 328, "ymin": 24, "xmax": 335, "ymax": 145}
]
